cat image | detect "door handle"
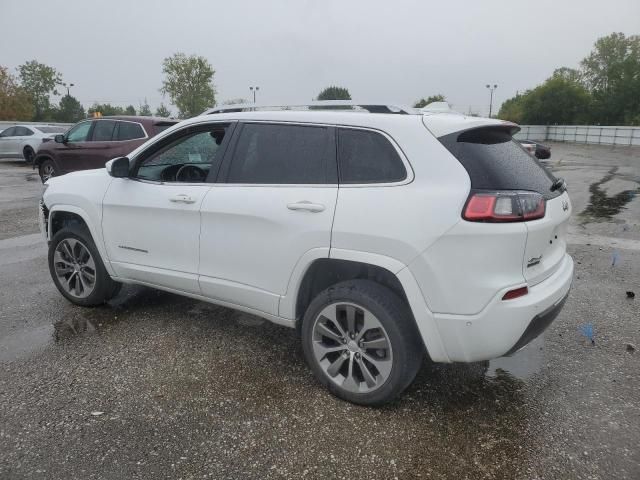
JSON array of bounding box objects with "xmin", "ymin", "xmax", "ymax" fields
[
  {"xmin": 287, "ymin": 201, "xmax": 325, "ymax": 213},
  {"xmin": 169, "ymin": 194, "xmax": 197, "ymax": 204}
]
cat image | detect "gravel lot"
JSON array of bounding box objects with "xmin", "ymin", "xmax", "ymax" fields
[{"xmin": 0, "ymin": 143, "xmax": 639, "ymax": 479}]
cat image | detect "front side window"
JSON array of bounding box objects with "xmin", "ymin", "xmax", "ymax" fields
[
  {"xmin": 116, "ymin": 122, "xmax": 145, "ymax": 141},
  {"xmin": 338, "ymin": 128, "xmax": 407, "ymax": 184},
  {"xmin": 134, "ymin": 124, "xmax": 229, "ymax": 183},
  {"xmin": 227, "ymin": 123, "xmax": 332, "ymax": 184},
  {"xmin": 66, "ymin": 121, "xmax": 92, "ymax": 142},
  {"xmin": 92, "ymin": 120, "xmax": 116, "ymax": 141}
]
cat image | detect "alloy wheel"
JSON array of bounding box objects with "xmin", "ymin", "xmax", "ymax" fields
[
  {"xmin": 311, "ymin": 302, "xmax": 393, "ymax": 394},
  {"xmin": 53, "ymin": 238, "xmax": 96, "ymax": 298}
]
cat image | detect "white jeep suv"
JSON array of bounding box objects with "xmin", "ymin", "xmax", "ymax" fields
[{"xmin": 39, "ymin": 102, "xmax": 573, "ymax": 405}]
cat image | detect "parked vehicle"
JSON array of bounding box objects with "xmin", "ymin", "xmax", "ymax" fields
[
  {"xmin": 0, "ymin": 124, "xmax": 68, "ymax": 163},
  {"xmin": 39, "ymin": 102, "xmax": 573, "ymax": 405},
  {"xmin": 33, "ymin": 116, "xmax": 178, "ymax": 182},
  {"xmin": 519, "ymin": 139, "xmax": 551, "ymax": 159}
]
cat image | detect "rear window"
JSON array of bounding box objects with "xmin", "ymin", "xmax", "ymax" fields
[
  {"xmin": 439, "ymin": 127, "xmax": 557, "ymax": 198},
  {"xmin": 338, "ymin": 128, "xmax": 407, "ymax": 184},
  {"xmin": 92, "ymin": 120, "xmax": 116, "ymax": 141},
  {"xmin": 116, "ymin": 121, "xmax": 146, "ymax": 141}
]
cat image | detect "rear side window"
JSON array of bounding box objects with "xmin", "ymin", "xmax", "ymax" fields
[
  {"xmin": 337, "ymin": 128, "xmax": 407, "ymax": 184},
  {"xmin": 116, "ymin": 121, "xmax": 146, "ymax": 141},
  {"xmin": 92, "ymin": 120, "xmax": 116, "ymax": 141},
  {"xmin": 227, "ymin": 123, "xmax": 333, "ymax": 184},
  {"xmin": 439, "ymin": 127, "xmax": 557, "ymax": 198}
]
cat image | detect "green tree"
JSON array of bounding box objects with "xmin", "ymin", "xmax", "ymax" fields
[
  {"xmin": 581, "ymin": 32, "xmax": 640, "ymax": 124},
  {"xmin": 413, "ymin": 94, "xmax": 446, "ymax": 108},
  {"xmin": 125, "ymin": 105, "xmax": 136, "ymax": 116},
  {"xmin": 17, "ymin": 60, "xmax": 62, "ymax": 121},
  {"xmin": 87, "ymin": 103, "xmax": 127, "ymax": 116},
  {"xmin": 155, "ymin": 103, "xmax": 172, "ymax": 117},
  {"xmin": 160, "ymin": 53, "xmax": 216, "ymax": 118},
  {"xmin": 0, "ymin": 66, "xmax": 34, "ymax": 121},
  {"xmin": 513, "ymin": 76, "xmax": 591, "ymax": 125},
  {"xmin": 316, "ymin": 86, "xmax": 351, "ymax": 100},
  {"xmin": 497, "ymin": 92, "xmax": 527, "ymax": 124},
  {"xmin": 138, "ymin": 99, "xmax": 152, "ymax": 116},
  {"xmin": 54, "ymin": 94, "xmax": 85, "ymax": 122}
]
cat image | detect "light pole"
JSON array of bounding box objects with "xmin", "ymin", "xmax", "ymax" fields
[
  {"xmin": 486, "ymin": 84, "xmax": 497, "ymax": 117},
  {"xmin": 62, "ymin": 82, "xmax": 75, "ymax": 96},
  {"xmin": 249, "ymin": 86, "xmax": 260, "ymax": 103}
]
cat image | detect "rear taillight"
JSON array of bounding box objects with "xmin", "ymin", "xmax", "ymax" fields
[
  {"xmin": 463, "ymin": 191, "xmax": 545, "ymax": 222},
  {"xmin": 502, "ymin": 286, "xmax": 529, "ymax": 300},
  {"xmin": 42, "ymin": 138, "xmax": 52, "ymax": 143}
]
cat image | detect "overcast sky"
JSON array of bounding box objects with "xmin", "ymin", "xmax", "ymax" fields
[{"xmin": 1, "ymin": 0, "xmax": 638, "ymax": 116}]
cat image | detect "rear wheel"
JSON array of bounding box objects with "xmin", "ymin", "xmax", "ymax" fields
[
  {"xmin": 23, "ymin": 146, "xmax": 35, "ymax": 163},
  {"xmin": 39, "ymin": 159, "xmax": 57, "ymax": 183},
  {"xmin": 301, "ymin": 280, "xmax": 423, "ymax": 406},
  {"xmin": 48, "ymin": 225, "xmax": 121, "ymax": 307}
]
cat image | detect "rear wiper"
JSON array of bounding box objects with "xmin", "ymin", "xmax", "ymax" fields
[{"xmin": 550, "ymin": 177, "xmax": 565, "ymax": 192}]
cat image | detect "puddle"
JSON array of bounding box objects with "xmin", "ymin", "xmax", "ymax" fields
[
  {"xmin": 581, "ymin": 167, "xmax": 640, "ymax": 221},
  {"xmin": 0, "ymin": 324, "xmax": 55, "ymax": 362},
  {"xmin": 486, "ymin": 335, "xmax": 545, "ymax": 380}
]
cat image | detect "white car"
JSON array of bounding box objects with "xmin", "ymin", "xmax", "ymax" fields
[
  {"xmin": 0, "ymin": 124, "xmax": 69, "ymax": 163},
  {"xmin": 39, "ymin": 102, "xmax": 573, "ymax": 405}
]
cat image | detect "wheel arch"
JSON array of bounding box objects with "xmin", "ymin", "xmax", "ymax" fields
[
  {"xmin": 33, "ymin": 153, "xmax": 55, "ymax": 169},
  {"xmin": 286, "ymin": 252, "xmax": 450, "ymax": 363},
  {"xmin": 47, "ymin": 205, "xmax": 115, "ymax": 276}
]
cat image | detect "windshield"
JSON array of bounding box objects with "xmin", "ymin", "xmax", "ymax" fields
[{"xmin": 35, "ymin": 126, "xmax": 69, "ymax": 133}]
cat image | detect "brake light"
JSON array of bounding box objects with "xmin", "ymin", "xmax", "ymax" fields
[
  {"xmin": 463, "ymin": 191, "xmax": 545, "ymax": 222},
  {"xmin": 502, "ymin": 286, "xmax": 529, "ymax": 300}
]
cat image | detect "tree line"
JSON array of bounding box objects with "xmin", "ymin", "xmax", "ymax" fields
[{"xmin": 498, "ymin": 32, "xmax": 640, "ymax": 125}]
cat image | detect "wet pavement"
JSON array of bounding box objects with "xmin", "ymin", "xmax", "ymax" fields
[{"xmin": 0, "ymin": 145, "xmax": 639, "ymax": 479}]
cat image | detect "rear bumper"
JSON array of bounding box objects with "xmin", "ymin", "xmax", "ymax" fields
[{"xmin": 433, "ymin": 253, "xmax": 573, "ymax": 362}]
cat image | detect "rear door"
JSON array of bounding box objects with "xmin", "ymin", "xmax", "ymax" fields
[
  {"xmin": 83, "ymin": 119, "xmax": 118, "ymax": 169},
  {"xmin": 199, "ymin": 122, "xmax": 338, "ymax": 315}
]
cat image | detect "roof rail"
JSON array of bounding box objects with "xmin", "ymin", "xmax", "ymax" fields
[{"xmin": 203, "ymin": 101, "xmax": 416, "ymax": 115}]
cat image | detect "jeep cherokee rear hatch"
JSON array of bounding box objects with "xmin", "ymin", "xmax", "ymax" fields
[{"xmin": 438, "ymin": 126, "xmax": 571, "ymax": 286}]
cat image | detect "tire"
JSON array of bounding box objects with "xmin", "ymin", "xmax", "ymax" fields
[
  {"xmin": 23, "ymin": 146, "xmax": 35, "ymax": 163},
  {"xmin": 48, "ymin": 225, "xmax": 121, "ymax": 307},
  {"xmin": 39, "ymin": 159, "xmax": 57, "ymax": 183},
  {"xmin": 301, "ymin": 280, "xmax": 424, "ymax": 406}
]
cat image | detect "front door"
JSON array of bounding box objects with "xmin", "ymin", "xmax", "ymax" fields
[
  {"xmin": 56, "ymin": 120, "xmax": 94, "ymax": 173},
  {"xmin": 102, "ymin": 122, "xmax": 234, "ymax": 294},
  {"xmin": 199, "ymin": 122, "xmax": 338, "ymax": 316}
]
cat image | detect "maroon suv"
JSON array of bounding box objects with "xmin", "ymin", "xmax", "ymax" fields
[{"xmin": 33, "ymin": 116, "xmax": 178, "ymax": 182}]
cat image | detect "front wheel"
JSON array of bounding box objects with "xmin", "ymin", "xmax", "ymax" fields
[
  {"xmin": 301, "ymin": 280, "xmax": 424, "ymax": 406},
  {"xmin": 48, "ymin": 225, "xmax": 121, "ymax": 307},
  {"xmin": 39, "ymin": 159, "xmax": 57, "ymax": 183}
]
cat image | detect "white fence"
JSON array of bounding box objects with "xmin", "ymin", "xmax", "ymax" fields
[
  {"xmin": 515, "ymin": 125, "xmax": 640, "ymax": 146},
  {"xmin": 0, "ymin": 121, "xmax": 73, "ymax": 131}
]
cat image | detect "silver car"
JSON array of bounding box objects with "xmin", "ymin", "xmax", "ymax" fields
[{"xmin": 0, "ymin": 125, "xmax": 69, "ymax": 163}]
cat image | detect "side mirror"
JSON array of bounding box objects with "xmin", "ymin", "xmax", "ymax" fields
[
  {"xmin": 54, "ymin": 134, "xmax": 65, "ymax": 143},
  {"xmin": 106, "ymin": 157, "xmax": 130, "ymax": 178}
]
